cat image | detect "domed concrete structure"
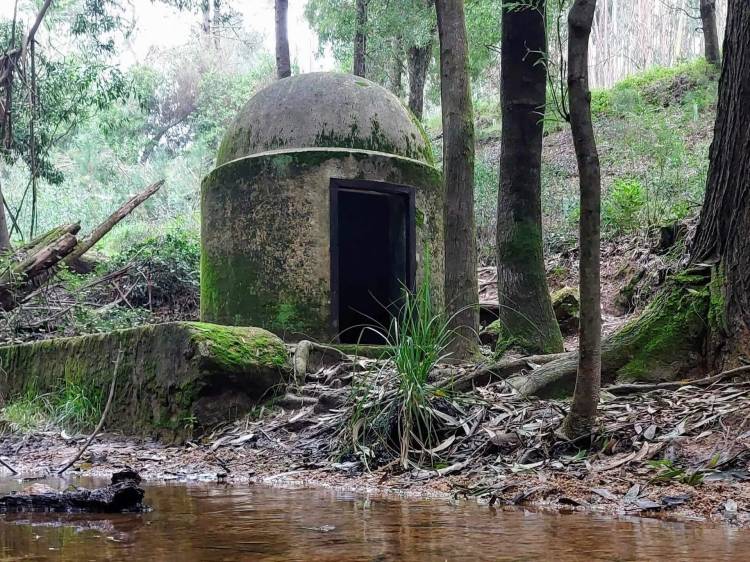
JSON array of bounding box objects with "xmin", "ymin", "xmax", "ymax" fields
[{"xmin": 201, "ymin": 72, "xmax": 444, "ymax": 342}]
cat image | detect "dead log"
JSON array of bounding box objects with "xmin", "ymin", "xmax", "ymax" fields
[
  {"xmin": 0, "ymin": 223, "xmax": 80, "ymax": 309},
  {"xmin": 438, "ymin": 353, "xmax": 569, "ymax": 393},
  {"xmin": 63, "ymin": 180, "xmax": 164, "ymax": 267},
  {"xmin": 0, "ymin": 471, "xmax": 145, "ymax": 513}
]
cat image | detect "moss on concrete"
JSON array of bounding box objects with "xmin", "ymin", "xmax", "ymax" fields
[
  {"xmin": 0, "ymin": 322, "xmax": 291, "ymax": 441},
  {"xmin": 216, "ymin": 72, "xmax": 433, "ymax": 166},
  {"xmin": 201, "ymin": 148, "xmax": 444, "ymax": 341}
]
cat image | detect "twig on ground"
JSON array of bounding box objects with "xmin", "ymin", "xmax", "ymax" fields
[
  {"xmin": 57, "ymin": 347, "xmax": 123, "ymax": 475},
  {"xmin": 0, "ymin": 457, "xmax": 18, "ymax": 475}
]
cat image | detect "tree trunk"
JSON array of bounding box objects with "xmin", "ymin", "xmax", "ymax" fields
[
  {"xmin": 497, "ymin": 0, "xmax": 563, "ymax": 356},
  {"xmin": 407, "ymin": 36, "xmax": 433, "ymax": 120},
  {"xmin": 63, "ymin": 180, "xmax": 164, "ymax": 267},
  {"xmin": 435, "ymin": 0, "xmax": 479, "ymax": 359},
  {"xmin": 690, "ymin": 0, "xmax": 750, "ymax": 368},
  {"xmin": 700, "ymin": 0, "xmax": 722, "ymax": 66},
  {"xmin": 201, "ymin": 0, "xmax": 211, "ymax": 36},
  {"xmin": 390, "ymin": 36, "xmax": 404, "ymax": 97},
  {"xmin": 0, "ymin": 177, "xmax": 11, "ymax": 252},
  {"xmin": 561, "ymin": 0, "xmax": 601, "ymax": 439},
  {"xmin": 275, "ymin": 0, "xmax": 292, "ymax": 79},
  {"xmin": 353, "ymin": 0, "xmax": 368, "ymax": 77}
]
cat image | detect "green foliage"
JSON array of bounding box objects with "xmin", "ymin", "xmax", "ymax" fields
[
  {"xmin": 346, "ymin": 259, "xmax": 457, "ymax": 468},
  {"xmin": 648, "ymin": 457, "xmax": 720, "ymax": 486},
  {"xmin": 602, "ymin": 178, "xmax": 646, "ymax": 235},
  {"xmin": 474, "ymin": 157, "xmax": 498, "ymax": 265},
  {"xmin": 1, "ymin": 378, "xmax": 103, "ymax": 434},
  {"xmin": 109, "ymin": 229, "xmax": 200, "ymax": 310}
]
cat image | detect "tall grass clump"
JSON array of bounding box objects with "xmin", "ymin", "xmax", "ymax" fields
[{"xmin": 344, "ymin": 262, "xmax": 459, "ymax": 469}]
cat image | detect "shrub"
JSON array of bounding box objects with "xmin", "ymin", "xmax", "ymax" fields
[{"xmin": 602, "ymin": 178, "xmax": 646, "ymax": 235}]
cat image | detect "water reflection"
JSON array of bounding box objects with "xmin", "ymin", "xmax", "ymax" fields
[{"xmin": 0, "ymin": 480, "xmax": 747, "ymax": 561}]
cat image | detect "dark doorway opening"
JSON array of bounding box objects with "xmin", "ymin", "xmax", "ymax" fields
[{"xmin": 331, "ymin": 180, "xmax": 416, "ymax": 343}]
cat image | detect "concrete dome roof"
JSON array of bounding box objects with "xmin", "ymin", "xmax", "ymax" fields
[{"xmin": 215, "ymin": 72, "xmax": 433, "ymax": 167}]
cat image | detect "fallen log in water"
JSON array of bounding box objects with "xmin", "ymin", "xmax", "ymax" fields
[{"xmin": 0, "ymin": 471, "xmax": 145, "ymax": 513}]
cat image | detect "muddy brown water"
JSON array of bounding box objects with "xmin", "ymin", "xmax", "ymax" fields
[{"xmin": 0, "ymin": 478, "xmax": 747, "ymax": 561}]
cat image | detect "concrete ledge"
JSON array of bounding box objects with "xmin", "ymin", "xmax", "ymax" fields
[{"xmin": 0, "ymin": 322, "xmax": 291, "ymax": 441}]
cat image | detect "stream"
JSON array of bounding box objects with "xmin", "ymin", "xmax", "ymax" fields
[{"xmin": 0, "ymin": 478, "xmax": 747, "ymax": 561}]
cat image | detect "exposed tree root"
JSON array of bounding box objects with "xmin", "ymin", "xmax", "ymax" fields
[
  {"xmin": 508, "ymin": 274, "xmax": 713, "ymax": 397},
  {"xmin": 293, "ymin": 340, "xmax": 349, "ymax": 383},
  {"xmin": 605, "ymin": 364, "xmax": 750, "ymax": 395},
  {"xmin": 440, "ymin": 353, "xmax": 568, "ymax": 392}
]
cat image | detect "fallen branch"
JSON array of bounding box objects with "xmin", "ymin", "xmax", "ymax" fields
[
  {"xmin": 440, "ymin": 353, "xmax": 569, "ymax": 392},
  {"xmin": 605, "ymin": 365, "xmax": 750, "ymax": 395},
  {"xmin": 58, "ymin": 347, "xmax": 123, "ymax": 475},
  {"xmin": 64, "ymin": 180, "xmax": 164, "ymax": 266},
  {"xmin": 0, "ymin": 457, "xmax": 18, "ymax": 475},
  {"xmin": 293, "ymin": 340, "xmax": 349, "ymax": 383}
]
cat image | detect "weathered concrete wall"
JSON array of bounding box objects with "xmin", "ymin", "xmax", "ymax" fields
[
  {"xmin": 216, "ymin": 73, "xmax": 433, "ymax": 166},
  {"xmin": 201, "ymin": 148, "xmax": 444, "ymax": 341},
  {"xmin": 0, "ymin": 322, "xmax": 290, "ymax": 441}
]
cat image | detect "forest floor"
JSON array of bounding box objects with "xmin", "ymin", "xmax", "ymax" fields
[{"xmin": 1, "ymin": 356, "xmax": 748, "ymax": 528}]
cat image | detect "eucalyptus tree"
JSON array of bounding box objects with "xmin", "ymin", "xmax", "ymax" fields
[
  {"xmin": 435, "ymin": 0, "xmax": 479, "ymax": 358},
  {"xmin": 275, "ymin": 0, "xmax": 291, "ymax": 78},
  {"xmin": 561, "ymin": 0, "xmax": 601, "ymax": 438},
  {"xmin": 496, "ymin": 0, "xmax": 564, "ymax": 355}
]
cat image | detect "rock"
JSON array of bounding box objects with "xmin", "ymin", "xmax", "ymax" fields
[
  {"xmin": 551, "ymin": 286, "xmax": 580, "ymax": 334},
  {"xmin": 479, "ymin": 319, "xmax": 504, "ymax": 347},
  {"xmin": 0, "ymin": 322, "xmax": 291, "ymax": 441}
]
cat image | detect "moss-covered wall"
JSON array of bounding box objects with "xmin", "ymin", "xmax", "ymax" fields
[
  {"xmin": 0, "ymin": 322, "xmax": 290, "ymax": 441},
  {"xmin": 201, "ymin": 148, "xmax": 444, "ymax": 342}
]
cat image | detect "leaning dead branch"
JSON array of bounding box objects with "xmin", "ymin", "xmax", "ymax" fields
[{"xmin": 63, "ymin": 180, "xmax": 164, "ymax": 267}]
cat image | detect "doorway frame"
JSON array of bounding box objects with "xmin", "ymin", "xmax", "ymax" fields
[{"xmin": 329, "ymin": 178, "xmax": 417, "ymax": 341}]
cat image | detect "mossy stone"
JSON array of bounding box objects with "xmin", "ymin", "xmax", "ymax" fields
[{"xmin": 0, "ymin": 322, "xmax": 291, "ymax": 442}]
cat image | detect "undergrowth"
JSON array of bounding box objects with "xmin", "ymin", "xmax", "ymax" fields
[
  {"xmin": 343, "ymin": 261, "xmax": 463, "ymax": 469},
  {"xmin": 1, "ymin": 379, "xmax": 104, "ymax": 434}
]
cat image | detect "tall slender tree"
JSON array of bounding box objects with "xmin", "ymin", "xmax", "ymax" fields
[
  {"xmin": 561, "ymin": 0, "xmax": 601, "ymax": 439},
  {"xmin": 497, "ymin": 0, "xmax": 563, "ymax": 355},
  {"xmin": 353, "ymin": 0, "xmax": 368, "ymax": 77},
  {"xmin": 435, "ymin": 0, "xmax": 479, "ymax": 358},
  {"xmin": 275, "ymin": 0, "xmax": 291, "ymax": 79},
  {"xmin": 699, "ymin": 0, "xmax": 721, "ymax": 66}
]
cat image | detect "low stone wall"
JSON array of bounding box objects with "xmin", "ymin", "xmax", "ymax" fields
[{"xmin": 0, "ymin": 322, "xmax": 290, "ymax": 441}]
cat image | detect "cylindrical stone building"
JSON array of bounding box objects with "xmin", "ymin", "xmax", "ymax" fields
[{"xmin": 201, "ymin": 72, "xmax": 444, "ymax": 342}]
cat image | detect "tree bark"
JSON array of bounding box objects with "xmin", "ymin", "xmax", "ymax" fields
[
  {"xmin": 700, "ymin": 0, "xmax": 722, "ymax": 66},
  {"xmin": 435, "ymin": 0, "xmax": 479, "ymax": 359},
  {"xmin": 561, "ymin": 0, "xmax": 601, "ymax": 439},
  {"xmin": 690, "ymin": 0, "xmax": 750, "ymax": 368},
  {"xmin": 407, "ymin": 35, "xmax": 433, "ymax": 120},
  {"xmin": 497, "ymin": 0, "xmax": 563, "ymax": 356},
  {"xmin": 0, "ymin": 178, "xmax": 11, "ymax": 252},
  {"xmin": 390, "ymin": 36, "xmax": 404, "ymax": 97},
  {"xmin": 353, "ymin": 0, "xmax": 368, "ymax": 77},
  {"xmin": 275, "ymin": 0, "xmax": 292, "ymax": 79}
]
